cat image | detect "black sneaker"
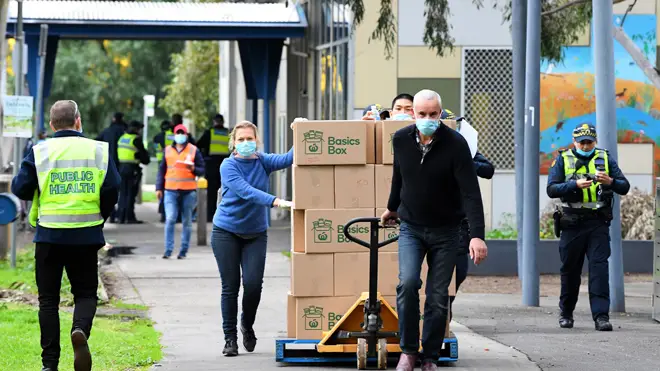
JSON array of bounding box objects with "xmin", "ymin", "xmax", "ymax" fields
[
  {"xmin": 41, "ymin": 368, "xmax": 56, "ymax": 371},
  {"xmin": 241, "ymin": 325, "xmax": 257, "ymax": 352},
  {"xmin": 71, "ymin": 328, "xmax": 92, "ymax": 371},
  {"xmin": 177, "ymin": 255, "xmax": 186, "ymax": 260},
  {"xmin": 559, "ymin": 315, "xmax": 574, "ymax": 329},
  {"xmin": 595, "ymin": 316, "xmax": 613, "ymax": 331},
  {"xmin": 162, "ymin": 254, "xmax": 170, "ymax": 259},
  {"xmin": 223, "ymin": 339, "xmax": 239, "ymax": 356}
]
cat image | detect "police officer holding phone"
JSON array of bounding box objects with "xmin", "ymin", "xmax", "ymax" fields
[{"xmin": 546, "ymin": 123, "xmax": 629, "ymax": 332}]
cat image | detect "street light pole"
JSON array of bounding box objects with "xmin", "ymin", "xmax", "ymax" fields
[
  {"xmin": 592, "ymin": 0, "xmax": 625, "ymax": 313},
  {"xmin": 522, "ymin": 0, "xmax": 541, "ymax": 306},
  {"xmin": 10, "ymin": 0, "xmax": 24, "ymax": 269},
  {"xmin": 512, "ymin": 0, "xmax": 527, "ymax": 280}
]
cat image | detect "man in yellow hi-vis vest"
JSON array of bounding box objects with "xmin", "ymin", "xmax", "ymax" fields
[
  {"xmin": 116, "ymin": 120, "xmax": 150, "ymax": 224},
  {"xmin": 196, "ymin": 113, "xmax": 230, "ymax": 221},
  {"xmin": 547, "ymin": 123, "xmax": 630, "ymax": 332},
  {"xmin": 11, "ymin": 100, "xmax": 121, "ymax": 371}
]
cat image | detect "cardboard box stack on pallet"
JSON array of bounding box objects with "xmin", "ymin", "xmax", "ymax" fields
[{"xmin": 287, "ymin": 119, "xmax": 457, "ymax": 341}]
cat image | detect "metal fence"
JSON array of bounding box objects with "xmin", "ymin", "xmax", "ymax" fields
[{"xmin": 461, "ymin": 47, "xmax": 515, "ymax": 169}]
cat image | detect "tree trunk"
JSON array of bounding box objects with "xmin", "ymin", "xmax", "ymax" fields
[{"xmin": 612, "ymin": 26, "xmax": 660, "ymax": 92}]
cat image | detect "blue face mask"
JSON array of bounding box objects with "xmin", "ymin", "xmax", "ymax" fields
[
  {"xmin": 174, "ymin": 134, "xmax": 187, "ymax": 144},
  {"xmin": 415, "ymin": 119, "xmax": 439, "ymax": 136},
  {"xmin": 576, "ymin": 148, "xmax": 595, "ymax": 157},
  {"xmin": 235, "ymin": 140, "xmax": 257, "ymax": 157},
  {"xmin": 391, "ymin": 113, "xmax": 413, "ymax": 120}
]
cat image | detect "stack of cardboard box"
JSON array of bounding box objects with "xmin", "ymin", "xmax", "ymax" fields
[{"xmin": 286, "ymin": 119, "xmax": 457, "ymax": 341}]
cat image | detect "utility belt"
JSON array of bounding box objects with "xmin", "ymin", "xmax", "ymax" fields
[{"xmin": 553, "ymin": 205, "xmax": 612, "ymax": 237}]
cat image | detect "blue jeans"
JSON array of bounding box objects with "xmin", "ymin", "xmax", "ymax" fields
[
  {"xmin": 211, "ymin": 226, "xmax": 268, "ymax": 341},
  {"xmin": 397, "ymin": 221, "xmax": 459, "ymax": 361},
  {"xmin": 164, "ymin": 190, "xmax": 196, "ymax": 257}
]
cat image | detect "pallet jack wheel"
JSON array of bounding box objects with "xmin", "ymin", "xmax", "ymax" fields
[
  {"xmin": 377, "ymin": 338, "xmax": 388, "ymax": 370},
  {"xmin": 357, "ymin": 338, "xmax": 367, "ymax": 370}
]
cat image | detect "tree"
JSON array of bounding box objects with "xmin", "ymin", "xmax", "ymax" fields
[
  {"xmin": 160, "ymin": 40, "xmax": 219, "ymax": 131},
  {"xmin": 45, "ymin": 39, "xmax": 183, "ymax": 138},
  {"xmin": 347, "ymin": 0, "xmax": 626, "ymax": 63}
]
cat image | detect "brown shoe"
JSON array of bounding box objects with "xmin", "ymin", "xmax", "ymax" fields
[
  {"xmin": 71, "ymin": 328, "xmax": 92, "ymax": 371},
  {"xmin": 396, "ymin": 353, "xmax": 417, "ymax": 371},
  {"xmin": 421, "ymin": 359, "xmax": 438, "ymax": 371}
]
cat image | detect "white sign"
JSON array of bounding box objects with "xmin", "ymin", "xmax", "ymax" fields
[
  {"xmin": 2, "ymin": 95, "xmax": 34, "ymax": 138},
  {"xmin": 143, "ymin": 95, "xmax": 155, "ymax": 117},
  {"xmin": 458, "ymin": 119, "xmax": 479, "ymax": 158}
]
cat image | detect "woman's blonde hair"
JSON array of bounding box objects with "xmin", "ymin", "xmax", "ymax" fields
[{"xmin": 228, "ymin": 120, "xmax": 260, "ymax": 151}]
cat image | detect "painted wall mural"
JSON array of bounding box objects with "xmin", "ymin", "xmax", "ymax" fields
[{"xmin": 539, "ymin": 14, "xmax": 659, "ymax": 175}]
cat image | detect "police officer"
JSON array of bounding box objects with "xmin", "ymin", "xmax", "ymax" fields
[
  {"xmin": 547, "ymin": 123, "xmax": 630, "ymax": 331},
  {"xmin": 153, "ymin": 120, "xmax": 174, "ymax": 222},
  {"xmin": 11, "ymin": 100, "xmax": 121, "ymax": 371},
  {"xmin": 116, "ymin": 120, "xmax": 150, "ymax": 224},
  {"xmin": 196, "ymin": 113, "xmax": 230, "ymax": 221}
]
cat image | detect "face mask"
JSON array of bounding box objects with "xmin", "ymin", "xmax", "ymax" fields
[
  {"xmin": 235, "ymin": 140, "xmax": 257, "ymax": 157},
  {"xmin": 391, "ymin": 113, "xmax": 413, "ymax": 120},
  {"xmin": 576, "ymin": 148, "xmax": 595, "ymax": 157},
  {"xmin": 415, "ymin": 119, "xmax": 439, "ymax": 136},
  {"xmin": 174, "ymin": 134, "xmax": 187, "ymax": 144}
]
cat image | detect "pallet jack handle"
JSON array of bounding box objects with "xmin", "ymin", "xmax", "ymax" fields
[{"xmin": 342, "ymin": 217, "xmax": 400, "ymax": 249}]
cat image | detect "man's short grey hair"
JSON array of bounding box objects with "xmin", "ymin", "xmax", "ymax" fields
[{"xmin": 413, "ymin": 89, "xmax": 443, "ymax": 108}]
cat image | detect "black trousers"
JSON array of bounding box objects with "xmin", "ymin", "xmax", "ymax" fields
[
  {"xmin": 558, "ymin": 219, "xmax": 611, "ymax": 321},
  {"xmin": 449, "ymin": 218, "xmax": 470, "ymax": 318},
  {"xmin": 36, "ymin": 243, "xmax": 102, "ymax": 369},
  {"xmin": 117, "ymin": 164, "xmax": 140, "ymax": 222}
]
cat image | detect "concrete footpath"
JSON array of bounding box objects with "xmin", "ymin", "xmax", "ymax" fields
[{"xmin": 101, "ymin": 204, "xmax": 657, "ymax": 370}]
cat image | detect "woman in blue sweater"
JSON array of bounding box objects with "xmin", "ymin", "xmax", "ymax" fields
[{"xmin": 212, "ymin": 120, "xmax": 294, "ymax": 357}]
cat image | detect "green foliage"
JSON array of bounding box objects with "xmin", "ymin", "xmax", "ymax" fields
[
  {"xmin": 0, "ymin": 303, "xmax": 162, "ymax": 371},
  {"xmin": 161, "ymin": 40, "xmax": 219, "ymax": 130},
  {"xmin": 0, "ymin": 244, "xmax": 71, "ymax": 299},
  {"xmin": 47, "ymin": 40, "xmax": 183, "ymax": 138},
  {"xmin": 348, "ymin": 0, "xmax": 599, "ymax": 63}
]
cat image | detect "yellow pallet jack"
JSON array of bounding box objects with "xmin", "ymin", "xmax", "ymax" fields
[{"xmin": 275, "ymin": 217, "xmax": 458, "ymax": 369}]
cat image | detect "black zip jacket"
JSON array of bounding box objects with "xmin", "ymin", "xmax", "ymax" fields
[{"xmin": 387, "ymin": 124, "xmax": 486, "ymax": 240}]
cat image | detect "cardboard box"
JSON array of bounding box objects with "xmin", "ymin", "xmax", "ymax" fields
[
  {"xmin": 366, "ymin": 121, "xmax": 376, "ymax": 164},
  {"xmin": 287, "ymin": 293, "xmax": 296, "ymax": 337},
  {"xmin": 293, "ymin": 120, "xmax": 368, "ymax": 165},
  {"xmin": 383, "ymin": 295, "xmax": 450, "ymax": 338},
  {"xmin": 334, "ymin": 165, "xmax": 375, "ymax": 209},
  {"xmin": 380, "ymin": 120, "xmax": 413, "ymax": 165},
  {"xmin": 304, "ymin": 209, "xmax": 376, "ymax": 253},
  {"xmin": 375, "ymin": 122, "xmax": 383, "ymax": 164},
  {"xmin": 291, "ymin": 253, "xmax": 334, "ymax": 297},
  {"xmin": 374, "ymin": 166, "xmax": 393, "ymax": 209},
  {"xmin": 292, "ymin": 165, "xmax": 334, "ymax": 210},
  {"xmin": 334, "ymin": 252, "xmax": 401, "ymax": 296},
  {"xmin": 292, "ymin": 209, "xmax": 305, "ymax": 253},
  {"xmin": 294, "ymin": 296, "xmax": 356, "ymax": 339},
  {"xmin": 380, "ymin": 119, "xmax": 457, "ymax": 165}
]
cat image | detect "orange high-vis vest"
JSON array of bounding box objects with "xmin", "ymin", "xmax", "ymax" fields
[{"xmin": 164, "ymin": 144, "xmax": 198, "ymax": 191}]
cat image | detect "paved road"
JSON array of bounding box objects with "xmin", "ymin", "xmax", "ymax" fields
[{"xmin": 103, "ymin": 204, "xmax": 539, "ymax": 370}]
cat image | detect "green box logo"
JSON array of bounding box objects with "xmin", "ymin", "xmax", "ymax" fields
[
  {"xmin": 302, "ymin": 306, "xmax": 324, "ymax": 330},
  {"xmin": 312, "ymin": 218, "xmax": 334, "ymax": 243},
  {"xmin": 386, "ymin": 230, "xmax": 399, "ymax": 240},
  {"xmin": 303, "ymin": 130, "xmax": 325, "ymax": 154}
]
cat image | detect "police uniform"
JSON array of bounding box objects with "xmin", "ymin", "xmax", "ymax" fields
[
  {"xmin": 197, "ymin": 120, "xmax": 230, "ymax": 222},
  {"xmin": 116, "ymin": 122, "xmax": 150, "ymax": 224},
  {"xmin": 11, "ymin": 124, "xmax": 121, "ymax": 371},
  {"xmin": 546, "ymin": 124, "xmax": 630, "ymax": 331}
]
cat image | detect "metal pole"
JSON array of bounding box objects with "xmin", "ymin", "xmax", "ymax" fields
[
  {"xmin": 522, "ymin": 0, "xmax": 540, "ymax": 306},
  {"xmin": 593, "ymin": 0, "xmax": 625, "ymax": 313},
  {"xmin": 35, "ymin": 24, "xmax": 48, "ymax": 141},
  {"xmin": 512, "ymin": 0, "xmax": 527, "ymax": 280},
  {"xmin": 197, "ymin": 180, "xmax": 207, "ymax": 246},
  {"xmin": 10, "ymin": 0, "xmax": 24, "ymax": 269}
]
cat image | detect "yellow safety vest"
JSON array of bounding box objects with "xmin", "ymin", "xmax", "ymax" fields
[
  {"xmin": 156, "ymin": 130, "xmax": 174, "ymax": 162},
  {"xmin": 117, "ymin": 133, "xmax": 139, "ymax": 164},
  {"xmin": 209, "ymin": 128, "xmax": 229, "ymax": 155},
  {"xmin": 29, "ymin": 137, "xmax": 108, "ymax": 229},
  {"xmin": 561, "ymin": 149, "xmax": 610, "ymax": 209}
]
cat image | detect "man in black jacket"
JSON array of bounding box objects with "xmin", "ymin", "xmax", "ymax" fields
[
  {"xmin": 381, "ymin": 89, "xmax": 488, "ymax": 371},
  {"xmin": 439, "ymin": 109, "xmax": 495, "ymax": 317},
  {"xmin": 96, "ymin": 112, "xmax": 127, "ymax": 223}
]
